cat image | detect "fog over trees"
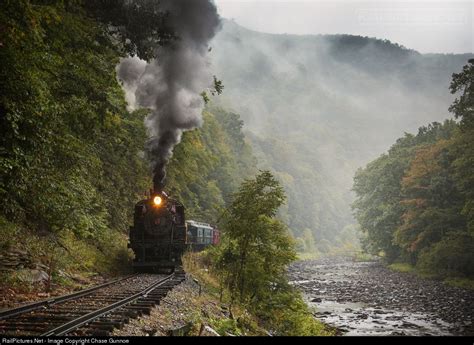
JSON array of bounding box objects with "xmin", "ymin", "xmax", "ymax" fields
[{"xmin": 209, "ymin": 20, "xmax": 473, "ymax": 253}]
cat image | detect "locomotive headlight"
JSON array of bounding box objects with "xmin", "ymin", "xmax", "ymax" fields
[{"xmin": 153, "ymin": 196, "xmax": 162, "ymax": 206}]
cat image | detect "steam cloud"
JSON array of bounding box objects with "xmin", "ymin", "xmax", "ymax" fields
[{"xmin": 117, "ymin": 0, "xmax": 221, "ymax": 192}]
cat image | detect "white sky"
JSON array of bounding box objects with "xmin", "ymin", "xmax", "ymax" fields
[{"xmin": 214, "ymin": 0, "xmax": 473, "ymax": 53}]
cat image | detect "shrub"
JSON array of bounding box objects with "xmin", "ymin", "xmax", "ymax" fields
[{"xmin": 417, "ymin": 234, "xmax": 474, "ymax": 277}]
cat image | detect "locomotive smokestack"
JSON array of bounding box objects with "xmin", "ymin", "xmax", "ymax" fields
[{"xmin": 116, "ymin": 0, "xmax": 221, "ymax": 193}]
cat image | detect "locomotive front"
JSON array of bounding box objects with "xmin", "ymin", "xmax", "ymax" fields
[{"xmin": 128, "ymin": 191, "xmax": 186, "ymax": 273}]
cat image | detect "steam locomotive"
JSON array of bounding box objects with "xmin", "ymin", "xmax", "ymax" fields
[{"xmin": 128, "ymin": 191, "xmax": 220, "ymax": 272}]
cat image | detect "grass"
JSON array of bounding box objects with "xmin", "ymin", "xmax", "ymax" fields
[
  {"xmin": 297, "ymin": 250, "xmax": 378, "ymax": 263},
  {"xmin": 181, "ymin": 251, "xmax": 269, "ymax": 336},
  {"xmin": 182, "ymin": 250, "xmax": 334, "ymax": 336},
  {"xmin": 296, "ymin": 252, "xmax": 321, "ymax": 261},
  {"xmin": 0, "ymin": 215, "xmax": 131, "ymax": 295},
  {"xmin": 352, "ymin": 251, "xmax": 377, "ymax": 262},
  {"xmin": 388, "ymin": 262, "xmax": 474, "ymax": 290},
  {"xmin": 182, "ymin": 250, "xmax": 221, "ymax": 295},
  {"xmin": 387, "ymin": 263, "xmax": 436, "ymax": 278},
  {"xmin": 443, "ymin": 277, "xmax": 474, "ymax": 290},
  {"xmin": 388, "ymin": 263, "xmax": 416, "ymax": 273}
]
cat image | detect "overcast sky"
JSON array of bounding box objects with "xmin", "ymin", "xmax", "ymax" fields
[{"xmin": 214, "ymin": 0, "xmax": 473, "ymax": 54}]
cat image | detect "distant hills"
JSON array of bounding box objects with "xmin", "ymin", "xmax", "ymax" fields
[{"xmin": 209, "ymin": 19, "xmax": 473, "ymax": 251}]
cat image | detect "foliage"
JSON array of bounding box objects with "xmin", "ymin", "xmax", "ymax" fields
[
  {"xmin": 444, "ymin": 277, "xmax": 474, "ymax": 290},
  {"xmin": 211, "ymin": 171, "xmax": 329, "ymax": 335},
  {"xmin": 262, "ymin": 292, "xmax": 331, "ymax": 336},
  {"xmin": 166, "ymin": 107, "xmax": 256, "ymax": 223},
  {"xmin": 450, "ymin": 60, "xmax": 474, "ymax": 237},
  {"xmin": 395, "ymin": 139, "xmax": 466, "ymax": 260},
  {"xmin": 417, "ymin": 234, "xmax": 474, "ymax": 278},
  {"xmin": 0, "ymin": 216, "xmax": 21, "ymax": 251},
  {"xmin": 201, "ymin": 77, "xmax": 225, "ymax": 104},
  {"xmin": 388, "ymin": 263, "xmax": 415, "ymax": 274},
  {"xmin": 1, "ymin": 0, "xmax": 150, "ymax": 233},
  {"xmin": 84, "ymin": 0, "xmax": 175, "ymax": 60},
  {"xmin": 449, "ymin": 59, "xmax": 474, "ymax": 128},
  {"xmin": 0, "ymin": 0, "xmax": 151, "ymax": 282},
  {"xmin": 208, "ymin": 317, "xmax": 243, "ymax": 336},
  {"xmin": 0, "ymin": 0, "xmax": 254, "ymax": 284},
  {"xmin": 211, "ymin": 20, "xmax": 472, "ymax": 255},
  {"xmin": 451, "ymin": 130, "xmax": 474, "ymax": 237},
  {"xmin": 352, "ymin": 60, "xmax": 474, "ymax": 278},
  {"xmin": 181, "ymin": 251, "xmax": 272, "ymax": 336},
  {"xmin": 214, "ymin": 171, "xmax": 292, "ymax": 303}
]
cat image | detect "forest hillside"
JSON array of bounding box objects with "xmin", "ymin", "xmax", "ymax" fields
[
  {"xmin": 0, "ymin": 1, "xmax": 254, "ymax": 280},
  {"xmin": 210, "ymin": 19, "xmax": 473, "ymax": 253},
  {"xmin": 353, "ymin": 60, "xmax": 474, "ymax": 278}
]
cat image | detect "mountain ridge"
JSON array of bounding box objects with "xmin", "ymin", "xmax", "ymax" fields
[{"xmin": 209, "ymin": 19, "xmax": 472, "ymax": 251}]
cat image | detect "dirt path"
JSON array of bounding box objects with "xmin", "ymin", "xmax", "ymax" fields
[{"xmin": 288, "ymin": 257, "xmax": 474, "ymax": 336}]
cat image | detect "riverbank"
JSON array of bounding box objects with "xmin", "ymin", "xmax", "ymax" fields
[
  {"xmin": 117, "ymin": 251, "xmax": 337, "ymax": 336},
  {"xmin": 289, "ymin": 257, "xmax": 474, "ymax": 335},
  {"xmin": 387, "ymin": 262, "xmax": 474, "ymax": 290}
]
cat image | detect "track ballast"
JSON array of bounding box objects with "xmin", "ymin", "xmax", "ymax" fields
[{"xmin": 0, "ymin": 269, "xmax": 185, "ymax": 336}]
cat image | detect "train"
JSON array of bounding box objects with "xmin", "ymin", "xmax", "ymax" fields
[
  {"xmin": 186, "ymin": 220, "xmax": 220, "ymax": 251},
  {"xmin": 128, "ymin": 190, "xmax": 220, "ymax": 272}
]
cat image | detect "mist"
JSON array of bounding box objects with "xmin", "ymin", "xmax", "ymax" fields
[{"xmin": 209, "ymin": 20, "xmax": 473, "ymax": 251}]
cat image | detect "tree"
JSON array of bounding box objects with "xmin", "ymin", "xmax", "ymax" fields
[
  {"xmin": 165, "ymin": 109, "xmax": 256, "ymax": 222},
  {"xmin": 449, "ymin": 59, "xmax": 474, "ymax": 129},
  {"xmin": 395, "ymin": 139, "xmax": 466, "ymax": 260},
  {"xmin": 0, "ymin": 0, "xmax": 151, "ymax": 274},
  {"xmin": 450, "ymin": 60, "xmax": 474, "ymax": 236},
  {"xmin": 212, "ymin": 171, "xmax": 330, "ymax": 335},
  {"xmin": 352, "ymin": 82, "xmax": 474, "ymax": 277},
  {"xmin": 352, "ymin": 150, "xmax": 409, "ymax": 261},
  {"xmin": 84, "ymin": 0, "xmax": 175, "ymax": 60},
  {"xmin": 352, "ymin": 120, "xmax": 458, "ymax": 262},
  {"xmin": 214, "ymin": 171, "xmax": 296, "ymax": 306}
]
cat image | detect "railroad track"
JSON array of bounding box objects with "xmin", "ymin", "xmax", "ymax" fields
[{"xmin": 0, "ymin": 269, "xmax": 185, "ymax": 336}]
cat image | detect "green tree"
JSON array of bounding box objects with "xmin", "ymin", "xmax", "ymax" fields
[
  {"xmin": 165, "ymin": 108, "xmax": 256, "ymax": 222},
  {"xmin": 0, "ymin": 0, "xmax": 150, "ymax": 274},
  {"xmin": 352, "ymin": 121, "xmax": 458, "ymax": 262},
  {"xmin": 213, "ymin": 171, "xmax": 330, "ymax": 335},
  {"xmin": 215, "ymin": 170, "xmax": 295, "ymax": 305},
  {"xmin": 352, "ymin": 60, "xmax": 474, "ymax": 277},
  {"xmin": 84, "ymin": 0, "xmax": 175, "ymax": 60},
  {"xmin": 449, "ymin": 59, "xmax": 474, "ymax": 128},
  {"xmin": 395, "ymin": 139, "xmax": 466, "ymax": 261},
  {"xmin": 450, "ymin": 60, "xmax": 474, "ymax": 236},
  {"xmin": 301, "ymin": 228, "xmax": 316, "ymax": 253}
]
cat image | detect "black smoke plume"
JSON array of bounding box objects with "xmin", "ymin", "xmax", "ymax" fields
[{"xmin": 116, "ymin": 0, "xmax": 221, "ymax": 192}]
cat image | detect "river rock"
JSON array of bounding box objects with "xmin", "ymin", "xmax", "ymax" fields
[{"xmin": 289, "ymin": 257, "xmax": 474, "ymax": 335}]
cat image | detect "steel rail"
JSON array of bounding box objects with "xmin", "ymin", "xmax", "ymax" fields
[
  {"xmin": 41, "ymin": 273, "xmax": 175, "ymax": 336},
  {"xmin": 0, "ymin": 274, "xmax": 138, "ymax": 320}
]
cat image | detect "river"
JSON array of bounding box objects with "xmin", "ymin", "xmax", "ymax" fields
[{"xmin": 288, "ymin": 257, "xmax": 474, "ymax": 336}]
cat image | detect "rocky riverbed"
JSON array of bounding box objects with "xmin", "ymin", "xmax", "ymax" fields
[{"xmin": 289, "ymin": 257, "xmax": 474, "ymax": 336}]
